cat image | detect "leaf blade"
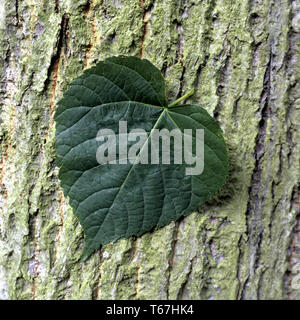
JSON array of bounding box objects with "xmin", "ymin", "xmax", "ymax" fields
[{"xmin": 55, "ymin": 56, "xmax": 229, "ymax": 261}]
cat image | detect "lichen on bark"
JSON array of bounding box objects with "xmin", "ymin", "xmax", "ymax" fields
[{"xmin": 0, "ymin": 0, "xmax": 300, "ymax": 300}]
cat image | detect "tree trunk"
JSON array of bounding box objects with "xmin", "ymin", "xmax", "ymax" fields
[{"xmin": 0, "ymin": 0, "xmax": 300, "ymax": 300}]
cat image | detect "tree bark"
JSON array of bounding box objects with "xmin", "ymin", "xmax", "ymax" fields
[{"xmin": 0, "ymin": 0, "xmax": 300, "ymax": 300}]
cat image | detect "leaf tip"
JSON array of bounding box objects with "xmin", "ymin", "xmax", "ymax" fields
[
  {"xmin": 80, "ymin": 254, "xmax": 89, "ymax": 263},
  {"xmin": 80, "ymin": 245, "xmax": 95, "ymax": 262}
]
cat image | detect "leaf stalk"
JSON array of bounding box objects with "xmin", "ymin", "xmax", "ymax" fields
[{"xmin": 168, "ymin": 89, "xmax": 194, "ymax": 108}]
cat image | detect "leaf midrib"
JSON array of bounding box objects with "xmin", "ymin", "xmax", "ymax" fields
[
  {"xmin": 90, "ymin": 109, "xmax": 167, "ymax": 246},
  {"xmin": 109, "ymin": 109, "xmax": 166, "ymax": 196}
]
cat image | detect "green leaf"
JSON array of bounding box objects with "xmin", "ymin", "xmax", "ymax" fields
[{"xmin": 54, "ymin": 56, "xmax": 229, "ymax": 261}]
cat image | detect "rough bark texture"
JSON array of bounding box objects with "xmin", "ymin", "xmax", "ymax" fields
[{"xmin": 0, "ymin": 0, "xmax": 300, "ymax": 300}]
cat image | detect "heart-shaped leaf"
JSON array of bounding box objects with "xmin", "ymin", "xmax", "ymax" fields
[{"xmin": 54, "ymin": 56, "xmax": 229, "ymax": 261}]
